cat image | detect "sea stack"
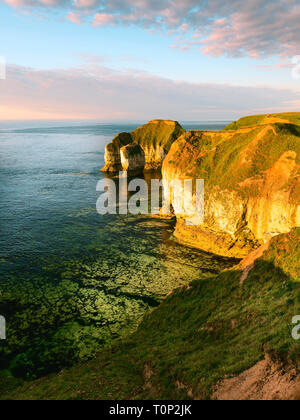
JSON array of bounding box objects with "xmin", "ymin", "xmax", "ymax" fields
[
  {"xmin": 120, "ymin": 143, "xmax": 145, "ymax": 173},
  {"xmin": 101, "ymin": 119, "xmax": 185, "ymax": 173}
]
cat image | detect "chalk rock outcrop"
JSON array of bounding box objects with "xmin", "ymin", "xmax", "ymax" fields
[
  {"xmin": 102, "ymin": 132, "xmax": 132, "ymax": 173},
  {"xmin": 120, "ymin": 143, "xmax": 145, "ymax": 173},
  {"xmin": 162, "ymin": 114, "xmax": 300, "ymax": 257},
  {"xmin": 102, "ymin": 120, "xmax": 185, "ymax": 173}
]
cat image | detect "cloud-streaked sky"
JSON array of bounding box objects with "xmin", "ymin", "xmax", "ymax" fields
[{"xmin": 0, "ymin": 0, "xmax": 299, "ymax": 120}]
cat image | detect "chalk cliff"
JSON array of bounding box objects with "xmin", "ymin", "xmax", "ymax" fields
[
  {"xmin": 162, "ymin": 114, "xmax": 300, "ymax": 257},
  {"xmin": 101, "ymin": 120, "xmax": 185, "ymax": 173},
  {"xmin": 120, "ymin": 143, "xmax": 145, "ymax": 173},
  {"xmin": 102, "ymin": 132, "xmax": 132, "ymax": 173}
]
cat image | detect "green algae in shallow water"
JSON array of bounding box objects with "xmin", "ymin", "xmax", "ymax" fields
[{"xmin": 0, "ymin": 214, "xmax": 235, "ymax": 379}]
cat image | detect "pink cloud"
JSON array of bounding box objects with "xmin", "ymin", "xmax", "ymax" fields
[
  {"xmin": 3, "ymin": 0, "xmax": 300, "ymax": 58},
  {"xmin": 92, "ymin": 13, "xmax": 115, "ymax": 26},
  {"xmin": 4, "ymin": 0, "xmax": 67, "ymax": 7},
  {"xmin": 4, "ymin": 0, "xmax": 34, "ymax": 6},
  {"xmin": 39, "ymin": 0, "xmax": 62, "ymax": 5},
  {"xmin": 160, "ymin": 8, "xmax": 180, "ymax": 26},
  {"xmin": 66, "ymin": 11, "xmax": 81, "ymax": 23},
  {"xmin": 74, "ymin": 0, "xmax": 97, "ymax": 9},
  {"xmin": 1, "ymin": 63, "xmax": 300, "ymax": 121},
  {"xmin": 180, "ymin": 23, "xmax": 189, "ymax": 32},
  {"xmin": 170, "ymin": 44, "xmax": 190, "ymax": 52}
]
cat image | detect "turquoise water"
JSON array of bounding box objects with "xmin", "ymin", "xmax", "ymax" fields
[{"xmin": 0, "ymin": 120, "xmax": 235, "ymax": 378}]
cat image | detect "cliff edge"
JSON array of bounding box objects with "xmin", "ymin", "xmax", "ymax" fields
[{"xmin": 163, "ymin": 113, "xmax": 300, "ymax": 257}]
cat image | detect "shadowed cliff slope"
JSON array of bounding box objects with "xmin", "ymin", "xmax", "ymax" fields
[
  {"xmin": 163, "ymin": 114, "xmax": 300, "ymax": 257},
  {"xmin": 2, "ymin": 228, "xmax": 300, "ymax": 400}
]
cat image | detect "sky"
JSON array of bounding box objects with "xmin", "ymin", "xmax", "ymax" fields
[{"xmin": 0, "ymin": 0, "xmax": 300, "ymax": 121}]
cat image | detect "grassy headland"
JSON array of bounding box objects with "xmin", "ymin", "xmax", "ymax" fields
[{"xmin": 2, "ymin": 228, "xmax": 300, "ymax": 400}]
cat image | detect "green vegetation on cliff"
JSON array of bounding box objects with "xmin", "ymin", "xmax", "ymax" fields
[
  {"xmin": 2, "ymin": 229, "xmax": 300, "ymax": 400},
  {"xmin": 223, "ymin": 112, "xmax": 300, "ymax": 131},
  {"xmin": 165, "ymin": 123, "xmax": 300, "ymax": 194},
  {"xmin": 131, "ymin": 120, "xmax": 185, "ymax": 152},
  {"xmin": 163, "ymin": 114, "xmax": 300, "ymax": 257},
  {"xmin": 108, "ymin": 121, "xmax": 184, "ymax": 152},
  {"xmin": 105, "ymin": 132, "xmax": 132, "ymax": 153},
  {"xmin": 102, "ymin": 120, "xmax": 185, "ymax": 172}
]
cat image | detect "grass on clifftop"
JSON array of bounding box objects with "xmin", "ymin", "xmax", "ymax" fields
[
  {"xmin": 131, "ymin": 120, "xmax": 185, "ymax": 152},
  {"xmin": 106, "ymin": 120, "xmax": 185, "ymax": 156},
  {"xmin": 2, "ymin": 228, "xmax": 300, "ymax": 400},
  {"xmin": 167, "ymin": 122, "xmax": 300, "ymax": 195},
  {"xmin": 223, "ymin": 113, "xmax": 300, "ymax": 131}
]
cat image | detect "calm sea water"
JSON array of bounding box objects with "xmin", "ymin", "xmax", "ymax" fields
[{"xmin": 0, "ymin": 120, "xmax": 234, "ymax": 378}]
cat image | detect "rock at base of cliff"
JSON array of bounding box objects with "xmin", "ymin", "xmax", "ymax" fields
[
  {"xmin": 151, "ymin": 203, "xmax": 176, "ymax": 220},
  {"xmin": 173, "ymin": 220, "xmax": 258, "ymax": 258}
]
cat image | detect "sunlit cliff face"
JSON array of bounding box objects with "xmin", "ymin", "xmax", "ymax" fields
[{"xmin": 162, "ymin": 114, "xmax": 300, "ymax": 257}]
